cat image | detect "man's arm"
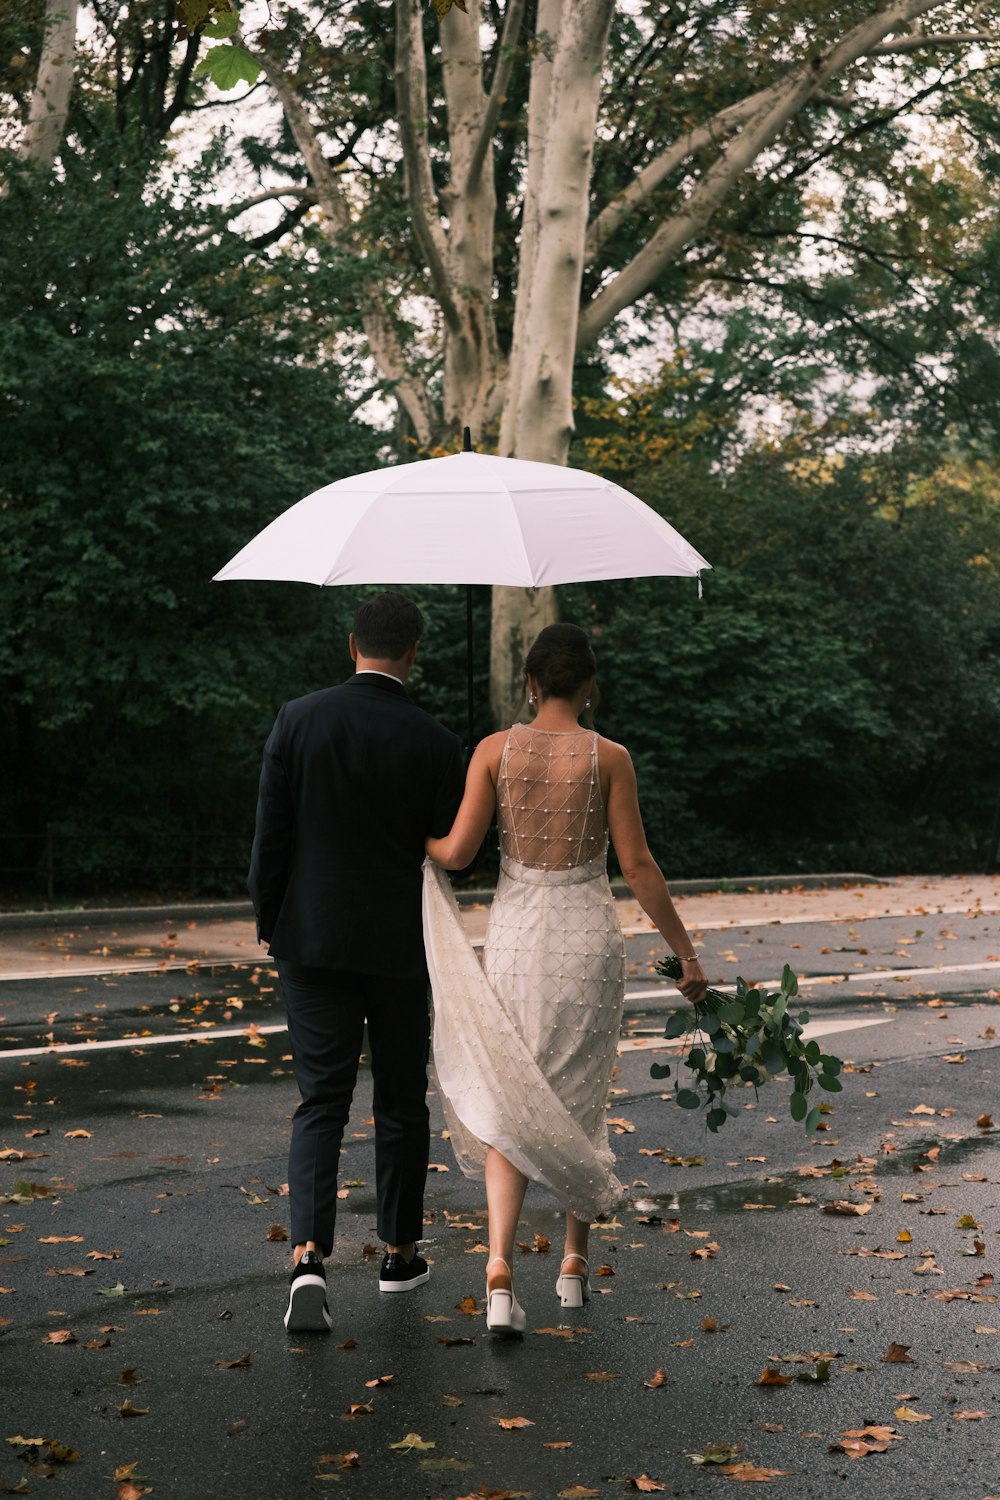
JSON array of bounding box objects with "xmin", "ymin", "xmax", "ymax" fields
[{"xmin": 247, "ymin": 706, "xmax": 294, "ymax": 944}]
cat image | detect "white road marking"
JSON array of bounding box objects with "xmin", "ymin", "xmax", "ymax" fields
[
  {"xmin": 618, "ymin": 1015, "xmax": 891, "ymax": 1051},
  {"xmin": 621, "ymin": 902, "xmax": 1000, "ymax": 935},
  {"xmin": 0, "ymin": 956, "xmax": 254, "ymax": 983},
  {"xmin": 0, "ymin": 1022, "xmax": 289, "ymax": 1062},
  {"xmin": 624, "ymin": 958, "xmax": 1000, "ymax": 1004}
]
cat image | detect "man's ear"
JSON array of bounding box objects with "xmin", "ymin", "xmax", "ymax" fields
[
  {"xmin": 348, "ymin": 633, "xmax": 358, "ymax": 663},
  {"xmin": 407, "ymin": 641, "xmax": 420, "ymax": 666}
]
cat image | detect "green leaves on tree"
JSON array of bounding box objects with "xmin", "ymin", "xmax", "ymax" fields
[
  {"xmin": 652, "ymin": 957, "xmax": 845, "ymax": 1135},
  {"xmin": 195, "ymin": 44, "xmax": 261, "ymax": 91}
]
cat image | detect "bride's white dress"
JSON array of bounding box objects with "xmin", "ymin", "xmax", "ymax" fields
[{"xmin": 422, "ymin": 724, "xmax": 627, "ymax": 1222}]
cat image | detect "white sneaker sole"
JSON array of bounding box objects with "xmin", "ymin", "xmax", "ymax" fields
[
  {"xmin": 378, "ymin": 1268, "xmax": 430, "ymax": 1293},
  {"xmin": 284, "ymin": 1273, "xmax": 331, "ymax": 1331}
]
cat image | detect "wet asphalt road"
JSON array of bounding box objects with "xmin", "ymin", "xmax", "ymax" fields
[{"xmin": 2, "ymin": 887, "xmax": 1000, "ymax": 1500}]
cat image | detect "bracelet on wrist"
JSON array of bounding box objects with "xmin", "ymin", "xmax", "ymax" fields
[{"xmin": 678, "ymin": 954, "xmax": 699, "ymax": 963}]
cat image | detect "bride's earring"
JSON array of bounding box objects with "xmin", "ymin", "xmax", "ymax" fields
[
  {"xmin": 585, "ymin": 698, "xmax": 591, "ymax": 709},
  {"xmin": 528, "ymin": 692, "xmax": 537, "ymax": 708}
]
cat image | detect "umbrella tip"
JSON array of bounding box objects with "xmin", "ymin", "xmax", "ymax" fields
[{"xmin": 462, "ymin": 426, "xmax": 473, "ymax": 452}]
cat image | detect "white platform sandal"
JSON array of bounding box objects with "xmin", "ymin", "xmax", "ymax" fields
[
  {"xmin": 556, "ymin": 1254, "xmax": 590, "ymax": 1309},
  {"xmin": 485, "ymin": 1256, "xmax": 526, "ymax": 1334}
]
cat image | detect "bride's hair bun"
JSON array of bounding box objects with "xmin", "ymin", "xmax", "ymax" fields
[{"xmin": 525, "ymin": 623, "xmax": 597, "ymax": 703}]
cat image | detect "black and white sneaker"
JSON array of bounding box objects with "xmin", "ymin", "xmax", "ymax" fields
[
  {"xmin": 283, "ymin": 1250, "xmax": 332, "ymax": 1332},
  {"xmin": 378, "ymin": 1251, "xmax": 430, "ymax": 1293}
]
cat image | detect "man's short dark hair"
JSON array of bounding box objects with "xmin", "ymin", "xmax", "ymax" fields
[{"xmin": 352, "ymin": 591, "xmax": 424, "ymax": 660}]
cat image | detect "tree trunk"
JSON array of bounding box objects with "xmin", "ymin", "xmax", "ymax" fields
[
  {"xmin": 488, "ymin": 0, "xmax": 614, "ymax": 727},
  {"xmin": 19, "ymin": 0, "xmax": 78, "ymax": 168}
]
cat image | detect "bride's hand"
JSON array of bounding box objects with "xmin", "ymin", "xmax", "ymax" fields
[{"xmin": 675, "ymin": 957, "xmax": 708, "ymax": 1005}]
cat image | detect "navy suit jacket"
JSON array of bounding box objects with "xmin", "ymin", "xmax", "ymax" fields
[{"xmin": 248, "ymin": 673, "xmax": 464, "ymax": 979}]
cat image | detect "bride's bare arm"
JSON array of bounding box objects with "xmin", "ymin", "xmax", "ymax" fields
[
  {"xmin": 603, "ymin": 739, "xmax": 708, "ymax": 1004},
  {"xmin": 426, "ymin": 733, "xmax": 505, "ymax": 870}
]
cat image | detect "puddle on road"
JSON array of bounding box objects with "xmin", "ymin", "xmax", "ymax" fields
[{"xmin": 628, "ymin": 1177, "xmax": 814, "ymax": 1217}]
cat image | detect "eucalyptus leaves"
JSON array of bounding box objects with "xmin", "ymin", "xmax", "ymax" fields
[{"xmin": 651, "ymin": 957, "xmax": 843, "ymax": 1134}]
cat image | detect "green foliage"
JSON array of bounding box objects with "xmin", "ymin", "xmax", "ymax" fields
[
  {"xmin": 652, "ymin": 958, "xmax": 842, "ymax": 1135},
  {"xmin": 0, "ymin": 135, "xmax": 383, "ymax": 893},
  {"xmin": 562, "ymin": 389, "xmax": 1000, "ymax": 876},
  {"xmin": 195, "ymin": 43, "xmax": 260, "ymax": 89}
]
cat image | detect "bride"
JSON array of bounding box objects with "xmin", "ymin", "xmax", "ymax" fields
[{"xmin": 423, "ymin": 623, "xmax": 707, "ymax": 1334}]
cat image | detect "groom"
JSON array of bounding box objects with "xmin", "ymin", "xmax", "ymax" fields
[{"xmin": 249, "ymin": 591, "xmax": 465, "ymax": 1332}]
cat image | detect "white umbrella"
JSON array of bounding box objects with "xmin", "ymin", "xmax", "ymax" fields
[
  {"xmin": 214, "ymin": 440, "xmax": 711, "ymax": 748},
  {"xmin": 213, "ymin": 449, "xmax": 710, "ymax": 587}
]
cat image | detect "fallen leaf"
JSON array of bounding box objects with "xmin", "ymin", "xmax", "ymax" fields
[
  {"xmin": 63, "ymin": 1130, "xmax": 92, "ymax": 1139},
  {"xmin": 341, "ymin": 1402, "xmax": 374, "ymax": 1419},
  {"xmin": 758, "ymin": 1367, "xmax": 791, "ymax": 1387},
  {"xmin": 216, "ymin": 1352, "xmax": 253, "ymax": 1369},
  {"xmin": 883, "ymin": 1344, "xmax": 913, "ymax": 1363},
  {"xmin": 42, "ymin": 1330, "xmax": 75, "ymax": 1345},
  {"xmin": 952, "ymin": 1410, "xmax": 990, "ymax": 1420},
  {"xmin": 317, "ymin": 1451, "xmax": 360, "ymax": 1470},
  {"xmin": 266, "ymin": 1225, "xmax": 288, "ymax": 1242},
  {"xmin": 558, "ymin": 1489, "xmax": 600, "ymax": 1499},
  {"xmin": 626, "ymin": 1477, "xmax": 666, "ymax": 1492},
  {"xmin": 456, "ymin": 1295, "xmax": 481, "ymax": 1316},
  {"xmin": 389, "ymin": 1431, "xmax": 435, "ymax": 1452},
  {"xmin": 495, "ymin": 1416, "xmax": 534, "ymax": 1430},
  {"xmin": 364, "ymin": 1374, "xmax": 394, "ymax": 1388},
  {"xmin": 584, "ymin": 1371, "xmax": 618, "ymax": 1381},
  {"xmin": 688, "ymin": 1444, "xmax": 741, "ymax": 1466},
  {"xmin": 117, "ymin": 1400, "xmax": 149, "ymax": 1418},
  {"xmin": 719, "ymin": 1462, "xmax": 794, "ymax": 1481},
  {"xmin": 894, "ymin": 1405, "xmax": 931, "ymax": 1422},
  {"xmin": 822, "ymin": 1202, "xmax": 871, "ymax": 1217},
  {"xmin": 644, "ymin": 1369, "xmax": 668, "ymax": 1388}
]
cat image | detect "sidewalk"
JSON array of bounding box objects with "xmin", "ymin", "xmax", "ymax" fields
[{"xmin": 2, "ymin": 874, "xmax": 999, "ymax": 979}]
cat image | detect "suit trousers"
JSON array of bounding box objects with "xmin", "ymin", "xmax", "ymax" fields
[{"xmin": 277, "ymin": 961, "xmax": 431, "ymax": 1257}]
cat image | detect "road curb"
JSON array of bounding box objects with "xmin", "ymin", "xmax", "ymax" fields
[{"xmin": 0, "ymin": 873, "xmax": 887, "ymax": 932}]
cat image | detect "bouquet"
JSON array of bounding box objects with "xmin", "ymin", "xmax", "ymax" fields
[{"xmin": 651, "ymin": 957, "xmax": 843, "ymax": 1134}]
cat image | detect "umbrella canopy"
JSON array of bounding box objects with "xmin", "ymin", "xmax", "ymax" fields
[{"xmin": 213, "ymin": 451, "xmax": 710, "ymax": 587}]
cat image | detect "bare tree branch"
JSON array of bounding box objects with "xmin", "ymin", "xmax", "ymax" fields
[
  {"xmin": 241, "ymin": 29, "xmax": 436, "ymax": 445},
  {"xmin": 584, "ymin": 87, "xmax": 778, "ymax": 265},
  {"xmin": 247, "ymin": 201, "xmax": 313, "ymax": 249},
  {"xmin": 870, "ymin": 30, "xmax": 995, "ymax": 54},
  {"xmin": 394, "ymin": 0, "xmax": 461, "ymax": 332},
  {"xmin": 226, "ymin": 186, "xmax": 318, "ymax": 215},
  {"xmin": 466, "ymin": 0, "xmax": 528, "ymax": 194},
  {"xmin": 576, "ymin": 0, "xmax": 973, "ymax": 350}
]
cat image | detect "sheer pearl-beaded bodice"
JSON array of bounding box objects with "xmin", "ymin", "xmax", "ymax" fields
[{"xmin": 498, "ymin": 725, "xmax": 606, "ymax": 870}]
